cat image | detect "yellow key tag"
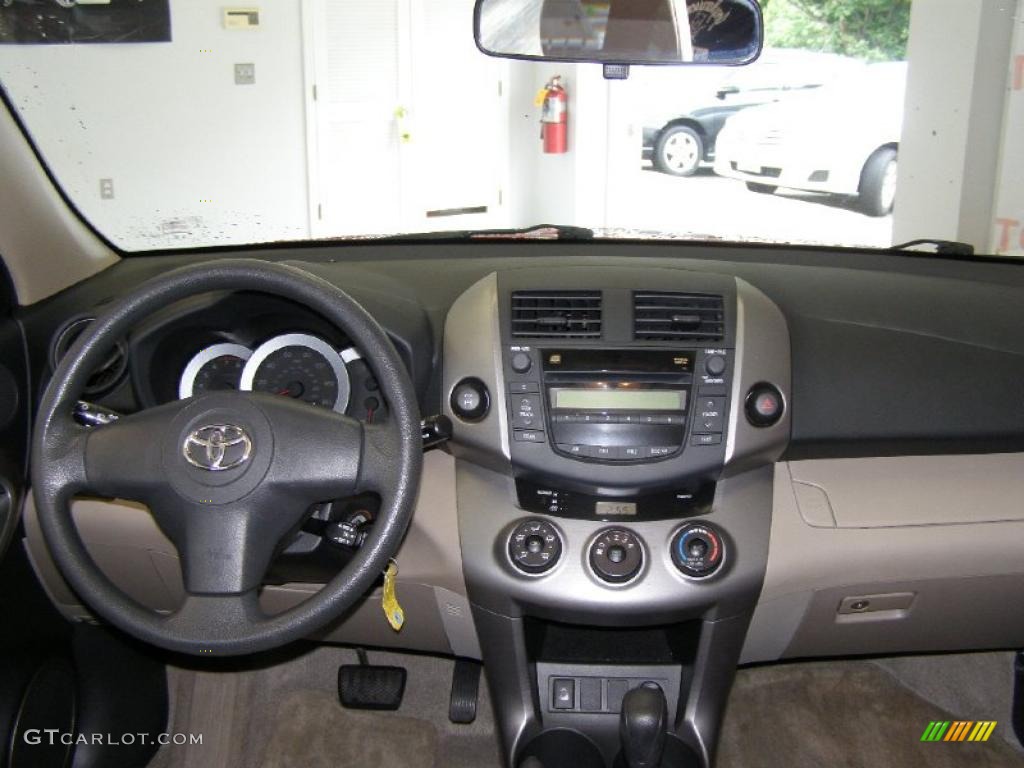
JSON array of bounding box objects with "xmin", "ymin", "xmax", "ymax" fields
[
  {"xmin": 534, "ymin": 88, "xmax": 548, "ymax": 107},
  {"xmin": 382, "ymin": 561, "xmax": 404, "ymax": 632}
]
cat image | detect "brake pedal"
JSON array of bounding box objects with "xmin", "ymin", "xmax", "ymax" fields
[
  {"xmin": 449, "ymin": 658, "xmax": 482, "ymax": 724},
  {"xmin": 338, "ymin": 649, "xmax": 406, "ymax": 711}
]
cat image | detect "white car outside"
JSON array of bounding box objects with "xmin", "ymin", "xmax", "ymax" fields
[{"xmin": 713, "ymin": 62, "xmax": 907, "ymax": 216}]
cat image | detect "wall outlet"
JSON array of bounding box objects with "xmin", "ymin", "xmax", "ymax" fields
[
  {"xmin": 234, "ymin": 63, "xmax": 256, "ymax": 85},
  {"xmin": 99, "ymin": 178, "xmax": 114, "ymax": 200}
]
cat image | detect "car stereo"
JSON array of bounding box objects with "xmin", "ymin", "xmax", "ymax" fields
[{"xmin": 506, "ymin": 347, "xmax": 730, "ymax": 464}]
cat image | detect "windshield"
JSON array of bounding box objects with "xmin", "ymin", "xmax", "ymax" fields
[{"xmin": 0, "ymin": 0, "xmax": 1018, "ymax": 257}]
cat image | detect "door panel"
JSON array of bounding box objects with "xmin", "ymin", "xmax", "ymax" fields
[{"xmin": 0, "ymin": 262, "xmax": 27, "ymax": 561}]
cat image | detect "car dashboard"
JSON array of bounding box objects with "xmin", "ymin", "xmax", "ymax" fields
[{"xmin": 15, "ymin": 240, "xmax": 1024, "ymax": 767}]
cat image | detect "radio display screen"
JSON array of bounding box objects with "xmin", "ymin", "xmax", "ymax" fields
[{"xmin": 550, "ymin": 388, "xmax": 686, "ymax": 411}]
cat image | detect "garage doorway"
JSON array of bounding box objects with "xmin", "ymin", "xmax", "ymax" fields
[{"xmin": 303, "ymin": 0, "xmax": 508, "ymax": 238}]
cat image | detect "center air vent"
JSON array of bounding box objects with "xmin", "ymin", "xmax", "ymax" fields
[
  {"xmin": 511, "ymin": 290, "xmax": 602, "ymax": 338},
  {"xmin": 633, "ymin": 291, "xmax": 724, "ymax": 341}
]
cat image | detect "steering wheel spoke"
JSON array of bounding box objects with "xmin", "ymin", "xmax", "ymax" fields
[
  {"xmin": 163, "ymin": 591, "xmax": 265, "ymax": 641},
  {"xmin": 82, "ymin": 402, "xmax": 180, "ymax": 502},
  {"xmin": 355, "ymin": 421, "xmax": 404, "ymax": 495},
  {"xmin": 153, "ymin": 497, "xmax": 294, "ymax": 596},
  {"xmin": 258, "ymin": 395, "xmax": 366, "ymax": 503}
]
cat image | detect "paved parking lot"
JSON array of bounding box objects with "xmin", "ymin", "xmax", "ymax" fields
[{"xmin": 608, "ymin": 166, "xmax": 893, "ymax": 249}]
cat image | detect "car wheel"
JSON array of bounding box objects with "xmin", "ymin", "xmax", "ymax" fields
[
  {"xmin": 858, "ymin": 147, "xmax": 898, "ymax": 217},
  {"xmin": 654, "ymin": 126, "xmax": 703, "ymax": 177},
  {"xmin": 746, "ymin": 182, "xmax": 777, "ymax": 194}
]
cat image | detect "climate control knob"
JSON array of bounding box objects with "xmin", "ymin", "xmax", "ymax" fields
[
  {"xmin": 671, "ymin": 523, "xmax": 725, "ymax": 578},
  {"xmin": 508, "ymin": 519, "xmax": 562, "ymax": 574},
  {"xmin": 589, "ymin": 528, "xmax": 644, "ymax": 583}
]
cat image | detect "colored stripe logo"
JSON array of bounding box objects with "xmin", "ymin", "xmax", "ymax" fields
[{"xmin": 921, "ymin": 721, "xmax": 997, "ymax": 742}]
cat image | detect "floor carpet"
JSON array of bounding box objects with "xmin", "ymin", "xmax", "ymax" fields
[
  {"xmin": 719, "ymin": 660, "xmax": 1024, "ymax": 768},
  {"xmin": 148, "ymin": 648, "xmax": 1023, "ymax": 768}
]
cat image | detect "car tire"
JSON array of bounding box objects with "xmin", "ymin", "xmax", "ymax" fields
[
  {"xmin": 858, "ymin": 146, "xmax": 898, "ymax": 217},
  {"xmin": 745, "ymin": 182, "xmax": 777, "ymax": 194},
  {"xmin": 654, "ymin": 126, "xmax": 703, "ymax": 177}
]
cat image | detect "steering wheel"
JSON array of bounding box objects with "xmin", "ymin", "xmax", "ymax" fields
[{"xmin": 31, "ymin": 260, "xmax": 422, "ymax": 656}]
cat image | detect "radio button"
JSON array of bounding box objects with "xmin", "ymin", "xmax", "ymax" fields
[
  {"xmin": 698, "ymin": 414, "xmax": 725, "ymax": 433},
  {"xmin": 698, "ymin": 397, "xmax": 725, "ymax": 415},
  {"xmin": 557, "ymin": 443, "xmax": 585, "ymax": 457},
  {"xmin": 691, "ymin": 433, "xmax": 722, "ymax": 446},
  {"xmin": 588, "ymin": 445, "xmax": 617, "ymax": 460},
  {"xmin": 514, "ymin": 429, "xmax": 546, "ymax": 443},
  {"xmin": 510, "ymin": 351, "xmax": 533, "ymax": 374},
  {"xmin": 622, "ymin": 446, "xmax": 651, "ymax": 460},
  {"xmin": 509, "ymin": 381, "xmax": 539, "ymax": 394},
  {"xmin": 705, "ymin": 355, "xmax": 727, "ymax": 376},
  {"xmin": 511, "ymin": 394, "xmax": 542, "ymax": 429},
  {"xmin": 649, "ymin": 445, "xmax": 677, "ymax": 457}
]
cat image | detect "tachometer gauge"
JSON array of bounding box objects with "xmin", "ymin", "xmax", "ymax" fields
[
  {"xmin": 240, "ymin": 333, "xmax": 351, "ymax": 413},
  {"xmin": 178, "ymin": 343, "xmax": 252, "ymax": 399}
]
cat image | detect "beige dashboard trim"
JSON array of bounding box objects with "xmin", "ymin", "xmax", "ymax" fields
[
  {"xmin": 22, "ymin": 450, "xmax": 476, "ymax": 656},
  {"xmin": 0, "ymin": 97, "xmax": 118, "ymax": 305},
  {"xmin": 742, "ymin": 456, "xmax": 1024, "ymax": 663}
]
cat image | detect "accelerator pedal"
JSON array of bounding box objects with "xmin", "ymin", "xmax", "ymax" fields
[
  {"xmin": 449, "ymin": 658, "xmax": 483, "ymax": 724},
  {"xmin": 338, "ymin": 648, "xmax": 406, "ymax": 711}
]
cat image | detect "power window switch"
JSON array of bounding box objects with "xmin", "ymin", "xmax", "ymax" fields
[{"xmin": 551, "ymin": 678, "xmax": 575, "ymax": 710}]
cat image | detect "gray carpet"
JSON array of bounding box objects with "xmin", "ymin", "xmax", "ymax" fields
[
  {"xmin": 719, "ymin": 660, "xmax": 1024, "ymax": 768},
  {"xmin": 149, "ymin": 648, "xmax": 1024, "ymax": 768},
  {"xmin": 260, "ymin": 689, "xmax": 436, "ymax": 768},
  {"xmin": 147, "ymin": 645, "xmax": 501, "ymax": 768}
]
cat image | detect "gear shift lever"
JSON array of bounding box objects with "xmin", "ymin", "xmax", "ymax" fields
[{"xmin": 620, "ymin": 682, "xmax": 668, "ymax": 768}]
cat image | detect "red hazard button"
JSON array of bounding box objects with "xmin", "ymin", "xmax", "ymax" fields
[{"xmin": 745, "ymin": 384, "xmax": 783, "ymax": 427}]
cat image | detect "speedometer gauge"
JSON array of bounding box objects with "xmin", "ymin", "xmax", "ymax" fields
[
  {"xmin": 178, "ymin": 343, "xmax": 252, "ymax": 399},
  {"xmin": 240, "ymin": 333, "xmax": 351, "ymax": 413}
]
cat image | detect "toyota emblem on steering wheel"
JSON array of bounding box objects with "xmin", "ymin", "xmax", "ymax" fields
[{"xmin": 183, "ymin": 424, "xmax": 253, "ymax": 471}]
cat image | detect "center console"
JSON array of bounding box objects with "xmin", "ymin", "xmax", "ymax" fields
[{"xmin": 443, "ymin": 267, "xmax": 790, "ymax": 768}]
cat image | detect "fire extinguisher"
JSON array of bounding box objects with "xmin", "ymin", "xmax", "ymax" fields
[{"xmin": 540, "ymin": 75, "xmax": 568, "ymax": 154}]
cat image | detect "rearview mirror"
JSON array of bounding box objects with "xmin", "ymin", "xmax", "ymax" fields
[{"xmin": 474, "ymin": 0, "xmax": 763, "ymax": 66}]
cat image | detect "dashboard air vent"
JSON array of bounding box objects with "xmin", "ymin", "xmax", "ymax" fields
[
  {"xmin": 633, "ymin": 291, "xmax": 725, "ymax": 341},
  {"xmin": 511, "ymin": 290, "xmax": 602, "ymax": 338},
  {"xmin": 51, "ymin": 317, "xmax": 128, "ymax": 396}
]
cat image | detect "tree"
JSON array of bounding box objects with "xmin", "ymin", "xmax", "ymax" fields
[{"xmin": 760, "ymin": 0, "xmax": 911, "ymax": 62}]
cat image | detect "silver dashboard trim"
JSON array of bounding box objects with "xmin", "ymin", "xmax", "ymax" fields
[
  {"xmin": 177, "ymin": 343, "xmax": 252, "ymax": 399},
  {"xmin": 239, "ymin": 333, "xmax": 351, "ymax": 414},
  {"xmin": 724, "ymin": 285, "xmax": 744, "ymax": 464}
]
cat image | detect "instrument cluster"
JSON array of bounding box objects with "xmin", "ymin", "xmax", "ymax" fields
[{"xmin": 178, "ymin": 332, "xmax": 368, "ymax": 415}]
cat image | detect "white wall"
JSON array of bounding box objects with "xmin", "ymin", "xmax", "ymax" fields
[
  {"xmin": 893, "ymin": 0, "xmax": 1017, "ymax": 253},
  {"xmin": 991, "ymin": 4, "xmax": 1024, "ymax": 256},
  {"xmin": 505, "ymin": 61, "xmax": 611, "ymax": 230},
  {"xmin": 0, "ymin": 1, "xmax": 309, "ymax": 251}
]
